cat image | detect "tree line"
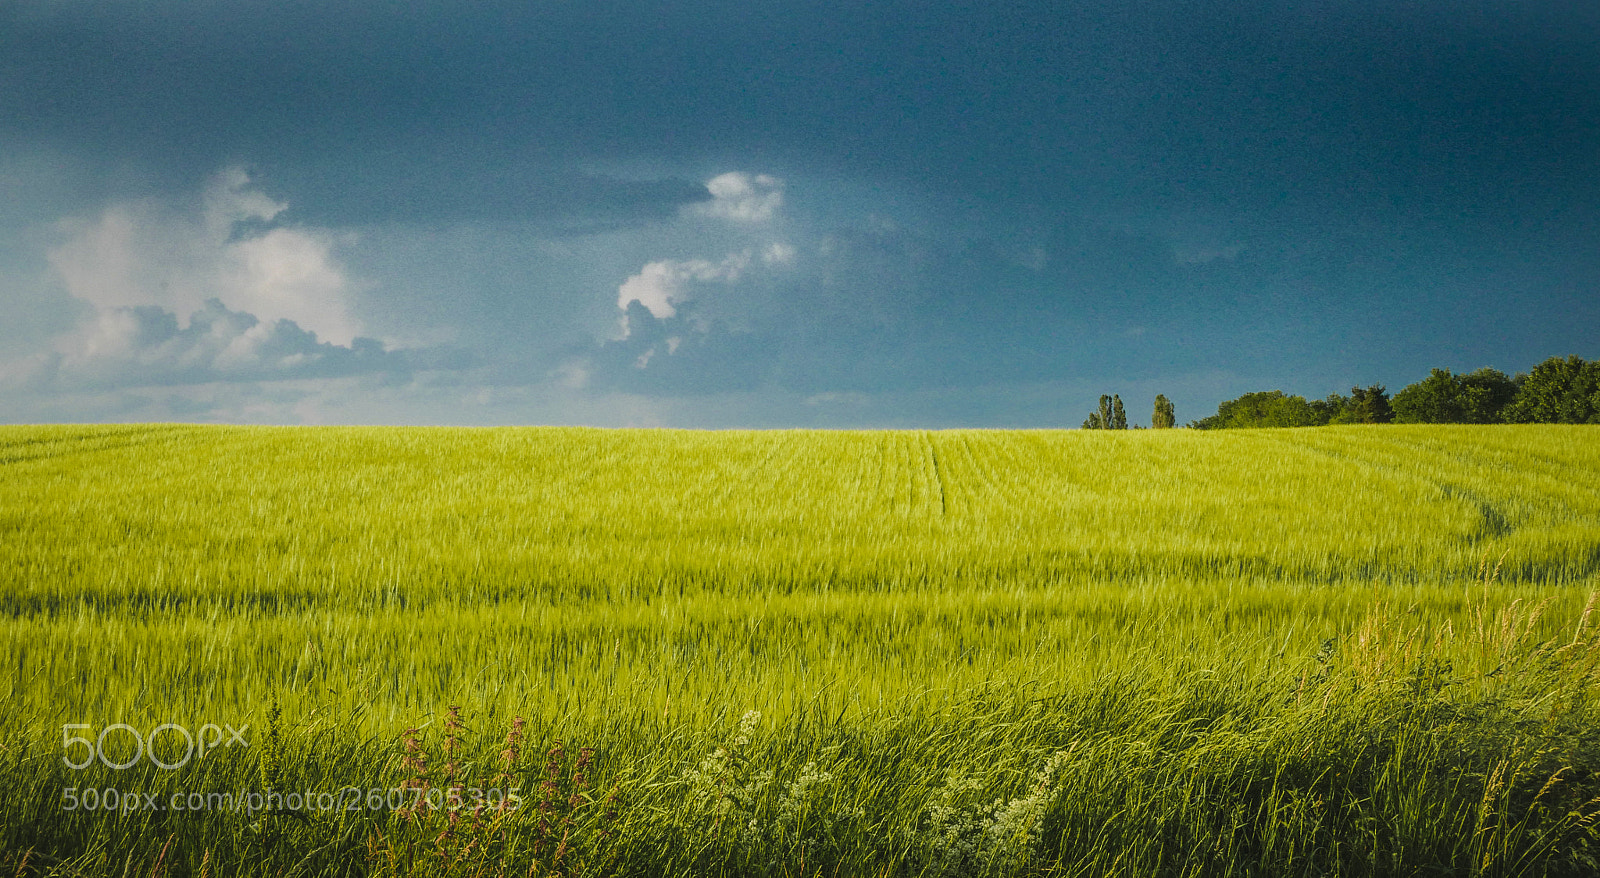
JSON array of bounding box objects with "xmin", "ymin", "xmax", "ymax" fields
[
  {"xmin": 1081, "ymin": 355, "xmax": 1599, "ymax": 429},
  {"xmin": 1081, "ymin": 393, "xmax": 1174, "ymax": 429}
]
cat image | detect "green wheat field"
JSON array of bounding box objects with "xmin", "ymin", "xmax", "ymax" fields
[{"xmin": 3, "ymin": 424, "xmax": 1599, "ymax": 877}]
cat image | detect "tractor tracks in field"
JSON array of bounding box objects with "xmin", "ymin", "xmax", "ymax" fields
[
  {"xmin": 923, "ymin": 431, "xmax": 948, "ymax": 517},
  {"xmin": 865, "ymin": 432, "xmax": 950, "ymax": 520},
  {"xmin": 1261, "ymin": 432, "xmax": 1522, "ymax": 543},
  {"xmin": 0, "ymin": 425, "xmax": 198, "ymax": 467}
]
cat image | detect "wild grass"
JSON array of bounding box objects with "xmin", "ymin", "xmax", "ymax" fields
[{"xmin": 0, "ymin": 424, "xmax": 1597, "ymax": 876}]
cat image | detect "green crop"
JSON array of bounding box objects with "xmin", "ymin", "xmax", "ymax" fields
[{"xmin": 1, "ymin": 424, "xmax": 1597, "ymax": 876}]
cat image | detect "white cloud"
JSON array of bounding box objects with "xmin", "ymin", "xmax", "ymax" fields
[
  {"xmin": 602, "ymin": 170, "xmax": 802, "ymax": 345},
  {"xmin": 553, "ymin": 358, "xmax": 591, "ymax": 390},
  {"xmin": 204, "ymin": 166, "xmax": 287, "ymax": 232},
  {"xmin": 46, "ymin": 167, "xmax": 365, "ymax": 346},
  {"xmin": 8, "ymin": 298, "xmax": 401, "ymax": 390},
  {"xmin": 762, "ymin": 242, "xmax": 797, "ymax": 265},
  {"xmin": 615, "ymin": 251, "xmax": 751, "ymax": 328},
  {"xmin": 692, "ymin": 172, "xmax": 784, "ymax": 223}
]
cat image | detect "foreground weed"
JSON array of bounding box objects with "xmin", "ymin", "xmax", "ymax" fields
[
  {"xmin": 680, "ymin": 710, "xmax": 863, "ymax": 872},
  {"xmin": 682, "ymin": 711, "xmax": 773, "ymax": 836},
  {"xmin": 367, "ymin": 709, "xmax": 619, "ymax": 878},
  {"xmin": 910, "ymin": 749, "xmax": 1076, "ymax": 877}
]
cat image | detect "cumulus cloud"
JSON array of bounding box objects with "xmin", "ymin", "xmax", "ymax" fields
[
  {"xmin": 204, "ymin": 166, "xmax": 287, "ymax": 230},
  {"xmin": 691, "ymin": 172, "xmax": 784, "ymax": 223},
  {"xmin": 46, "ymin": 167, "xmax": 364, "ymax": 346},
  {"xmin": 606, "ymin": 171, "xmax": 802, "ymax": 349},
  {"xmin": 615, "ymin": 251, "xmax": 751, "ymax": 328},
  {"xmin": 2, "ymin": 298, "xmax": 410, "ymax": 391}
]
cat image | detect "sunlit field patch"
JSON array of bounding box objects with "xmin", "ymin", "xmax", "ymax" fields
[{"xmin": 2, "ymin": 425, "xmax": 1598, "ymax": 876}]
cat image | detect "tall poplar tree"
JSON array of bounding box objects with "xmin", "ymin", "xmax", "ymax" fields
[
  {"xmin": 1152, "ymin": 395, "xmax": 1175, "ymax": 428},
  {"xmin": 1082, "ymin": 394, "xmax": 1129, "ymax": 429}
]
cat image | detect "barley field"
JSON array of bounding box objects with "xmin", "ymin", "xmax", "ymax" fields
[{"xmin": 2, "ymin": 424, "xmax": 1598, "ymax": 877}]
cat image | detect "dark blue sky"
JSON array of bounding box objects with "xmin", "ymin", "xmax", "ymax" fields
[{"xmin": 2, "ymin": 0, "xmax": 1596, "ymax": 426}]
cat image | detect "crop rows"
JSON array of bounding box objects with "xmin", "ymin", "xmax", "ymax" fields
[{"xmin": 1, "ymin": 425, "xmax": 1598, "ymax": 876}]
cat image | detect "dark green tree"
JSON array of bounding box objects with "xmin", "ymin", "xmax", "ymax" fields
[
  {"xmin": 1458, "ymin": 368, "xmax": 1520, "ymax": 422},
  {"xmin": 1502, "ymin": 355, "xmax": 1600, "ymax": 424},
  {"xmin": 1392, "ymin": 369, "xmax": 1457, "ymax": 423},
  {"xmin": 1189, "ymin": 391, "xmax": 1326, "ymax": 429},
  {"xmin": 1152, "ymin": 394, "xmax": 1176, "ymax": 429},
  {"xmin": 1111, "ymin": 394, "xmax": 1127, "ymax": 429},
  {"xmin": 1341, "ymin": 384, "xmax": 1393, "ymax": 424},
  {"xmin": 1310, "ymin": 392, "xmax": 1349, "ymax": 424},
  {"xmin": 1393, "ymin": 368, "xmax": 1518, "ymax": 424}
]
